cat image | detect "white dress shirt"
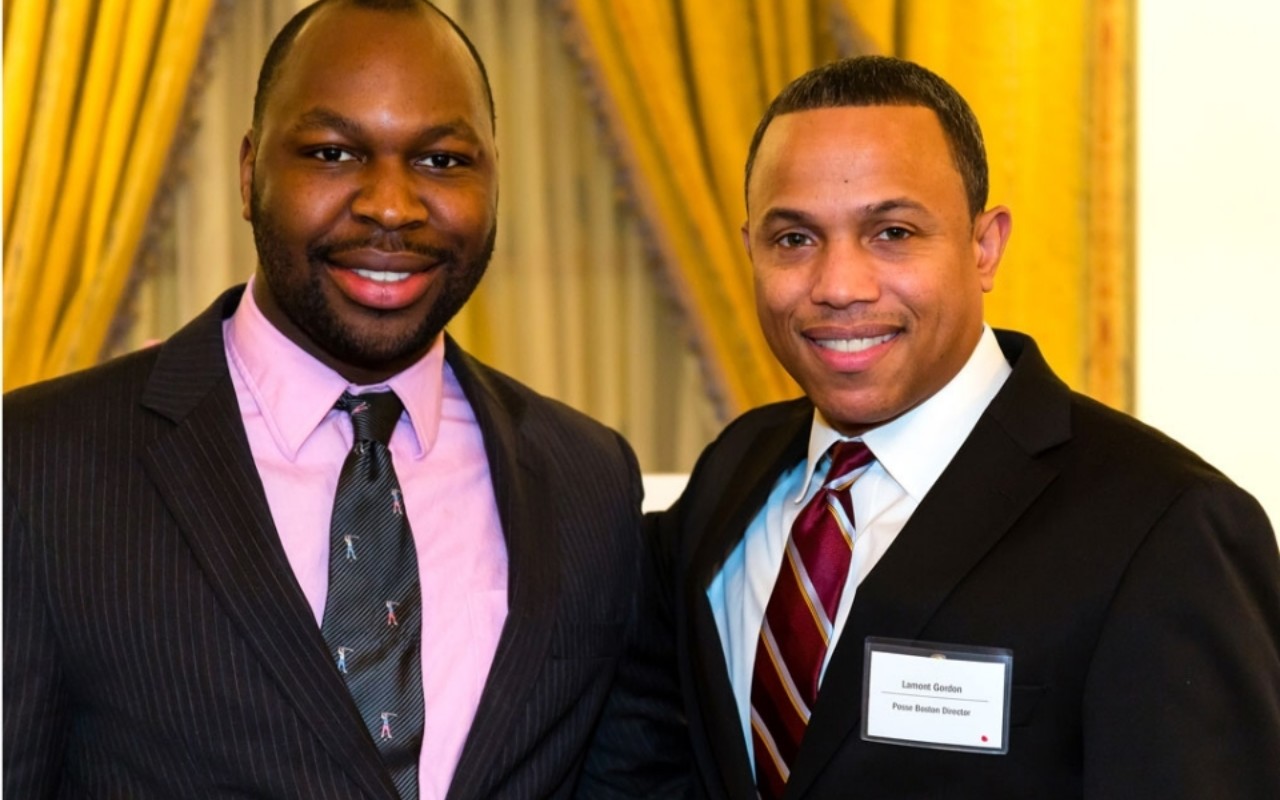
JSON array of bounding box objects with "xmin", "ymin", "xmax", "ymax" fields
[{"xmin": 706, "ymin": 326, "xmax": 1013, "ymax": 766}]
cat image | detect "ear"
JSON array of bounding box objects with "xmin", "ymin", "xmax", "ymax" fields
[
  {"xmin": 740, "ymin": 220, "xmax": 752, "ymax": 258},
  {"xmin": 238, "ymin": 130, "xmax": 256, "ymax": 222},
  {"xmin": 972, "ymin": 205, "xmax": 1012, "ymax": 293}
]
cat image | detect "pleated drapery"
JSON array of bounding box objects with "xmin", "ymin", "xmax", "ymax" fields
[
  {"xmin": 3, "ymin": 0, "xmax": 217, "ymax": 390},
  {"xmin": 559, "ymin": 0, "xmax": 824, "ymax": 417}
]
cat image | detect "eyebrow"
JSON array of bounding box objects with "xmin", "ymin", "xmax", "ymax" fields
[
  {"xmin": 757, "ymin": 207, "xmax": 814, "ymax": 228},
  {"xmin": 757, "ymin": 197, "xmax": 931, "ymax": 228},
  {"xmin": 288, "ymin": 108, "xmax": 483, "ymax": 145},
  {"xmin": 861, "ymin": 197, "xmax": 930, "ymax": 216}
]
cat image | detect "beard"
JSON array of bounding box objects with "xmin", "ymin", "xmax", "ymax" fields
[{"xmin": 249, "ymin": 189, "xmax": 496, "ymax": 373}]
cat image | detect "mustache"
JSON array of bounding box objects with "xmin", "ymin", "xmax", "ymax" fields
[{"xmin": 308, "ymin": 237, "xmax": 457, "ymax": 265}]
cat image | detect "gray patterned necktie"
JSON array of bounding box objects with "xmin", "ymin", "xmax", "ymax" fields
[{"xmin": 322, "ymin": 391, "xmax": 423, "ymax": 799}]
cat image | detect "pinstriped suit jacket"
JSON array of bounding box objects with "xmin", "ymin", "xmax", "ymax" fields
[{"xmin": 3, "ymin": 286, "xmax": 644, "ymax": 799}]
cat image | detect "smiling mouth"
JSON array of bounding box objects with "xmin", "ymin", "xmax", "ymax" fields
[
  {"xmin": 352, "ymin": 268, "xmax": 415, "ymax": 283},
  {"xmin": 812, "ymin": 332, "xmax": 897, "ymax": 353}
]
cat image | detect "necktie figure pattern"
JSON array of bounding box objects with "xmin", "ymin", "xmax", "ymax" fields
[{"xmin": 322, "ymin": 391, "xmax": 424, "ymax": 799}]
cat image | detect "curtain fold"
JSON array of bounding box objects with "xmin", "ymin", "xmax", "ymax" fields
[
  {"xmin": 558, "ymin": 0, "xmax": 823, "ymax": 419},
  {"xmin": 1082, "ymin": 0, "xmax": 1133, "ymax": 409},
  {"xmin": 3, "ymin": 0, "xmax": 216, "ymax": 390},
  {"xmin": 442, "ymin": 0, "xmax": 721, "ymax": 471},
  {"xmin": 3, "ymin": 0, "xmax": 52, "ymax": 232},
  {"xmin": 4, "ymin": 0, "xmax": 98, "ymax": 383},
  {"xmin": 124, "ymin": 1, "xmax": 302, "ymax": 352}
]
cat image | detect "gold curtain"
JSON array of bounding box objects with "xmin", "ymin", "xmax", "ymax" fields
[
  {"xmin": 564, "ymin": 0, "xmax": 1133, "ymax": 413},
  {"xmin": 441, "ymin": 0, "xmax": 720, "ymax": 471},
  {"xmin": 558, "ymin": 0, "xmax": 833, "ymax": 418},
  {"xmin": 3, "ymin": 0, "xmax": 216, "ymax": 390},
  {"xmin": 839, "ymin": 0, "xmax": 1134, "ymax": 408}
]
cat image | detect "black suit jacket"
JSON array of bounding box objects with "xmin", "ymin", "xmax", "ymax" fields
[
  {"xmin": 3, "ymin": 287, "xmax": 644, "ymax": 799},
  {"xmin": 606, "ymin": 330, "xmax": 1280, "ymax": 799}
]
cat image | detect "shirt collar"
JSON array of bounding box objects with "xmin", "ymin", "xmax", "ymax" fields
[
  {"xmin": 796, "ymin": 325, "xmax": 1011, "ymax": 503},
  {"xmin": 225, "ymin": 276, "xmax": 444, "ymax": 461}
]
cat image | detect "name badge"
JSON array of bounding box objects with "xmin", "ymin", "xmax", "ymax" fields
[{"xmin": 861, "ymin": 637, "xmax": 1013, "ymax": 754}]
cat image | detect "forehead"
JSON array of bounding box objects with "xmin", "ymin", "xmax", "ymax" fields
[
  {"xmin": 748, "ymin": 105, "xmax": 962, "ymax": 210},
  {"xmin": 263, "ymin": 4, "xmax": 489, "ymax": 132}
]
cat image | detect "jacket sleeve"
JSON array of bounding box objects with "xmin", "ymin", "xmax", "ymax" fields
[
  {"xmin": 4, "ymin": 481, "xmax": 70, "ymax": 798},
  {"xmin": 575, "ymin": 479, "xmax": 693, "ymax": 798}
]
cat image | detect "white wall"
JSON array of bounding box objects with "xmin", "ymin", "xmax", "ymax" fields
[{"xmin": 1137, "ymin": 2, "xmax": 1280, "ymax": 527}]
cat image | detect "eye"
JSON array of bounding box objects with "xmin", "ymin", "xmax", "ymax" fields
[
  {"xmin": 418, "ymin": 153, "xmax": 467, "ymax": 169},
  {"xmin": 874, "ymin": 226, "xmax": 912, "ymax": 242},
  {"xmin": 776, "ymin": 231, "xmax": 814, "ymax": 248},
  {"xmin": 311, "ymin": 147, "xmax": 358, "ymax": 163}
]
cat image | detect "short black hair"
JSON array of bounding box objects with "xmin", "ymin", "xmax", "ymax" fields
[
  {"xmin": 744, "ymin": 56, "xmax": 988, "ymax": 217},
  {"xmin": 251, "ymin": 0, "xmax": 495, "ymax": 137}
]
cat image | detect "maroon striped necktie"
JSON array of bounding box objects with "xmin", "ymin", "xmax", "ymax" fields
[{"xmin": 751, "ymin": 440, "xmax": 874, "ymax": 799}]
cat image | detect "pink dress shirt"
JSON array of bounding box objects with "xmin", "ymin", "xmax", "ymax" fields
[{"xmin": 223, "ymin": 279, "xmax": 508, "ymax": 800}]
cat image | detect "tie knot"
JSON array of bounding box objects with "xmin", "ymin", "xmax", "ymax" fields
[
  {"xmin": 337, "ymin": 391, "xmax": 403, "ymax": 446},
  {"xmin": 826, "ymin": 440, "xmax": 873, "ymax": 484}
]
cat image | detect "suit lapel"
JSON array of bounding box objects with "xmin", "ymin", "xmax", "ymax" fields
[
  {"xmin": 139, "ymin": 288, "xmax": 399, "ymax": 800},
  {"xmin": 685, "ymin": 402, "xmax": 811, "ymax": 800},
  {"xmin": 785, "ymin": 332, "xmax": 1072, "ymax": 798},
  {"xmin": 443, "ymin": 342, "xmax": 559, "ymax": 800}
]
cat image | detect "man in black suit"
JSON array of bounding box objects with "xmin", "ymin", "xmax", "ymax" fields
[
  {"xmin": 4, "ymin": 1, "xmax": 641, "ymax": 798},
  {"xmin": 597, "ymin": 56, "xmax": 1280, "ymax": 798}
]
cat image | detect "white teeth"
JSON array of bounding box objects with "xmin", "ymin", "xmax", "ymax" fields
[
  {"xmin": 353, "ymin": 269, "xmax": 411, "ymax": 283},
  {"xmin": 815, "ymin": 333, "xmax": 895, "ymax": 353}
]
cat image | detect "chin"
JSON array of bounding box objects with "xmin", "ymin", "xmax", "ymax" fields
[{"xmin": 813, "ymin": 393, "xmax": 896, "ymax": 434}]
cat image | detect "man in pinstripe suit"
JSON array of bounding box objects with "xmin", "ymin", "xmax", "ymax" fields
[{"xmin": 3, "ymin": 2, "xmax": 644, "ymax": 797}]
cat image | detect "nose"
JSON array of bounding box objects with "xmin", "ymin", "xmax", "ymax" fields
[
  {"xmin": 350, "ymin": 161, "xmax": 428, "ymax": 231},
  {"xmin": 810, "ymin": 238, "xmax": 880, "ymax": 308}
]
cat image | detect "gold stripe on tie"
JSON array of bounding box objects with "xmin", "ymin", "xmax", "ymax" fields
[
  {"xmin": 827, "ymin": 498, "xmax": 856, "ymax": 550},
  {"xmin": 750, "ymin": 708, "xmax": 792, "ymax": 781},
  {"xmin": 759, "ymin": 621, "xmax": 812, "ymax": 723},
  {"xmin": 784, "ymin": 543, "xmax": 833, "ymax": 645}
]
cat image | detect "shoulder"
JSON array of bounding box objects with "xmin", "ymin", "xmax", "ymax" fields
[
  {"xmin": 995, "ymin": 329, "xmax": 1231, "ymax": 489},
  {"xmin": 4, "ymin": 346, "xmax": 161, "ymax": 434},
  {"xmin": 473, "ymin": 357, "xmax": 628, "ymax": 447},
  {"xmin": 995, "ymin": 330, "xmax": 1266, "ymax": 533},
  {"xmin": 3, "ymin": 348, "xmax": 168, "ymax": 507},
  {"xmin": 1070, "ymin": 391, "xmax": 1269, "ymax": 526},
  {"xmin": 1070, "ymin": 390, "xmax": 1211, "ymax": 472},
  {"xmin": 698, "ymin": 397, "xmax": 810, "ymax": 467},
  {"xmin": 446, "ymin": 343, "xmax": 640, "ymax": 482},
  {"xmin": 4, "ymin": 289, "xmax": 237, "ymax": 436},
  {"xmin": 669, "ymin": 397, "xmax": 810, "ymax": 511}
]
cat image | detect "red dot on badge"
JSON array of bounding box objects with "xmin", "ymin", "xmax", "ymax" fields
[{"xmin": 981, "ymin": 735, "xmax": 989, "ymax": 742}]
